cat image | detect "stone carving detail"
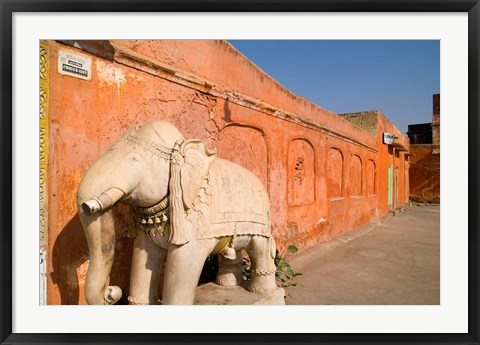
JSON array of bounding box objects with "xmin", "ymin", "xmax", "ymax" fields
[
  {"xmin": 288, "ymin": 139, "xmax": 315, "ymax": 206},
  {"xmin": 133, "ymin": 195, "xmax": 170, "ymax": 238},
  {"xmin": 77, "ymin": 120, "xmax": 280, "ymax": 305},
  {"xmin": 40, "ymin": 89, "xmax": 47, "ymax": 120},
  {"xmin": 40, "ymin": 46, "xmax": 48, "ymax": 80},
  {"xmin": 294, "ymin": 157, "xmax": 305, "ymax": 185}
]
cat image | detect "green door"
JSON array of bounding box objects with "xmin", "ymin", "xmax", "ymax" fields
[
  {"xmin": 395, "ymin": 167, "xmax": 399, "ymax": 204},
  {"xmin": 388, "ymin": 165, "xmax": 393, "ymax": 206}
]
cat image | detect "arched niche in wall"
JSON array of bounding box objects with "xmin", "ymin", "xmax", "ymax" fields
[
  {"xmin": 367, "ymin": 159, "xmax": 376, "ymax": 196},
  {"xmin": 288, "ymin": 139, "xmax": 315, "ymax": 206},
  {"xmin": 216, "ymin": 124, "xmax": 268, "ymax": 188},
  {"xmin": 350, "ymin": 154, "xmax": 362, "ymax": 196},
  {"xmin": 327, "ymin": 147, "xmax": 343, "ymax": 199}
]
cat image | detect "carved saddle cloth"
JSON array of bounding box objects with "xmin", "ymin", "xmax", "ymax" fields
[{"xmin": 192, "ymin": 158, "xmax": 271, "ymax": 240}]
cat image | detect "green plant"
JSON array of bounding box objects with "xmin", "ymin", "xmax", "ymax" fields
[
  {"xmin": 242, "ymin": 244, "xmax": 303, "ymax": 290},
  {"xmin": 274, "ymin": 245, "xmax": 303, "ymax": 289}
]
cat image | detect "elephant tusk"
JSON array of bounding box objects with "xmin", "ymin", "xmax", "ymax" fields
[
  {"xmin": 82, "ymin": 187, "xmax": 126, "ymax": 215},
  {"xmin": 82, "ymin": 198, "xmax": 103, "ymax": 215}
]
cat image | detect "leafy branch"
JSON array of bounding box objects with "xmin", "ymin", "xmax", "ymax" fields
[{"xmin": 274, "ymin": 245, "xmax": 303, "ymax": 288}]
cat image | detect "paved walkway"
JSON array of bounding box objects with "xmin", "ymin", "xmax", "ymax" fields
[{"xmin": 285, "ymin": 205, "xmax": 440, "ymax": 305}]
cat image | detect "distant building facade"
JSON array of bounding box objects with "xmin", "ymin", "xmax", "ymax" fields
[
  {"xmin": 340, "ymin": 111, "xmax": 410, "ymax": 214},
  {"xmin": 407, "ymin": 94, "xmax": 440, "ymax": 203},
  {"xmin": 40, "ymin": 40, "xmax": 410, "ymax": 304}
]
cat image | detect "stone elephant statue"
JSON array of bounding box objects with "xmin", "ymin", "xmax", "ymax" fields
[{"xmin": 77, "ymin": 120, "xmax": 278, "ymax": 305}]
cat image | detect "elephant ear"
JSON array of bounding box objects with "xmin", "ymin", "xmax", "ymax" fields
[
  {"xmin": 169, "ymin": 139, "xmax": 215, "ymax": 245},
  {"xmin": 180, "ymin": 139, "xmax": 216, "ymax": 208}
]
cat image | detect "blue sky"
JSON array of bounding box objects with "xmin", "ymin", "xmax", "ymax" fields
[{"xmin": 229, "ymin": 40, "xmax": 440, "ymax": 134}]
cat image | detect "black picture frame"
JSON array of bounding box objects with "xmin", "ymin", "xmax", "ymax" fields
[{"xmin": 1, "ymin": 1, "xmax": 478, "ymax": 344}]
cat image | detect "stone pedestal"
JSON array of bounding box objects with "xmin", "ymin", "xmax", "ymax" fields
[{"xmin": 194, "ymin": 283, "xmax": 285, "ymax": 305}]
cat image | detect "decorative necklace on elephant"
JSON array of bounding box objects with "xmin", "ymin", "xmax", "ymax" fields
[{"xmin": 133, "ymin": 195, "xmax": 170, "ymax": 237}]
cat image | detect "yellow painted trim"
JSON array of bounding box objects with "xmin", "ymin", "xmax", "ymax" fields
[{"xmin": 40, "ymin": 40, "xmax": 50, "ymax": 247}]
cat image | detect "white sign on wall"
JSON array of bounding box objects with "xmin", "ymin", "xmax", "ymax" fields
[
  {"xmin": 57, "ymin": 49, "xmax": 92, "ymax": 81},
  {"xmin": 383, "ymin": 132, "xmax": 395, "ymax": 145}
]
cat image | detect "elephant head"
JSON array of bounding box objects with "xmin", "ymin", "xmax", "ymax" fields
[{"xmin": 77, "ymin": 120, "xmax": 216, "ymax": 305}]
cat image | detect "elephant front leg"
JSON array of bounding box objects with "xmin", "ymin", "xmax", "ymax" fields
[
  {"xmin": 129, "ymin": 231, "xmax": 166, "ymax": 305},
  {"xmin": 162, "ymin": 239, "xmax": 215, "ymax": 305}
]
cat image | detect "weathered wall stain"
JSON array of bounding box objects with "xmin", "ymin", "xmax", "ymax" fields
[{"xmin": 409, "ymin": 145, "xmax": 440, "ymax": 203}]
